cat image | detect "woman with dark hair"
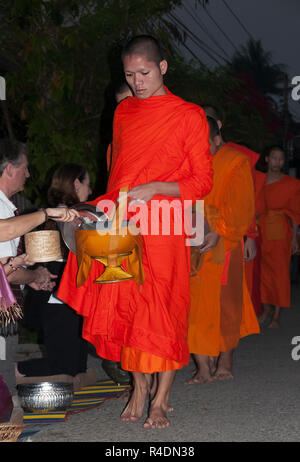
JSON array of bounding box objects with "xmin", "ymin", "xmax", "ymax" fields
[
  {"xmin": 47, "ymin": 163, "xmax": 91, "ymax": 207},
  {"xmin": 256, "ymin": 147, "xmax": 300, "ymax": 328},
  {"xmin": 15, "ymin": 164, "xmax": 94, "ymax": 387}
]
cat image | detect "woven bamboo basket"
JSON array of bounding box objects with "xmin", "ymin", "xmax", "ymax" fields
[
  {"xmin": 25, "ymin": 230, "xmax": 62, "ymax": 263},
  {"xmin": 0, "ymin": 423, "xmax": 25, "ymax": 442}
]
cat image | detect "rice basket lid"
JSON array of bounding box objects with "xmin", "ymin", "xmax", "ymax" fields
[{"xmin": 25, "ymin": 230, "xmax": 62, "ymax": 262}]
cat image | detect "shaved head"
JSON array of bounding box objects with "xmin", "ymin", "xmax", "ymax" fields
[
  {"xmin": 121, "ymin": 35, "xmax": 164, "ymax": 66},
  {"xmin": 116, "ymin": 81, "xmax": 132, "ymax": 95},
  {"xmin": 269, "ymin": 145, "xmax": 285, "ymax": 157},
  {"xmin": 203, "ymin": 105, "xmax": 221, "ymax": 122},
  {"xmin": 115, "ymin": 81, "xmax": 133, "ymax": 104},
  {"xmin": 206, "ymin": 116, "xmax": 220, "ymax": 139}
]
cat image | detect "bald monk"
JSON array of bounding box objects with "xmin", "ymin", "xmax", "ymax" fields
[
  {"xmin": 203, "ymin": 105, "xmax": 263, "ymax": 316},
  {"xmin": 256, "ymin": 146, "xmax": 300, "ymax": 328},
  {"xmin": 58, "ymin": 35, "xmax": 213, "ymax": 428},
  {"xmin": 186, "ymin": 116, "xmax": 260, "ymax": 384}
]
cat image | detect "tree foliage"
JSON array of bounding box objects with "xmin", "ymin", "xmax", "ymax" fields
[
  {"xmin": 230, "ymin": 38, "xmax": 285, "ymax": 97},
  {"xmin": 1, "ymin": 0, "xmax": 201, "ymax": 202},
  {"xmin": 165, "ymin": 54, "xmax": 277, "ymax": 153}
]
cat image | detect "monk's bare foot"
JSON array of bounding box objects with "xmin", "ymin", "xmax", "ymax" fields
[
  {"xmin": 165, "ymin": 404, "xmax": 174, "ymax": 412},
  {"xmin": 268, "ymin": 319, "xmax": 280, "ymax": 329},
  {"xmin": 258, "ymin": 304, "xmax": 273, "ymax": 325},
  {"xmin": 186, "ymin": 354, "xmax": 214, "ymax": 385},
  {"xmin": 209, "ymin": 356, "xmax": 217, "ymax": 375},
  {"xmin": 120, "ymin": 374, "xmax": 148, "ymax": 422},
  {"xmin": 185, "ymin": 370, "xmax": 214, "ymax": 385},
  {"xmin": 150, "ymin": 374, "xmax": 173, "ymax": 412},
  {"xmin": 191, "ymin": 358, "xmax": 217, "ymax": 375},
  {"xmin": 213, "ymin": 368, "xmax": 234, "ymax": 380},
  {"xmin": 122, "ymin": 391, "xmax": 131, "ymax": 403},
  {"xmin": 213, "ymin": 350, "xmax": 234, "ymax": 380},
  {"xmin": 143, "ymin": 406, "xmax": 170, "ymax": 429}
]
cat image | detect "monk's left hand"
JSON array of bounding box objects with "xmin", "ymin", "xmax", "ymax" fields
[
  {"xmin": 128, "ymin": 182, "xmax": 159, "ymax": 204},
  {"xmin": 244, "ymin": 237, "xmax": 257, "ymax": 262},
  {"xmin": 198, "ymin": 230, "xmax": 220, "ymax": 254}
]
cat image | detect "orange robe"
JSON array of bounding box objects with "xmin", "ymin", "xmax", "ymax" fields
[
  {"xmin": 58, "ymin": 88, "xmax": 213, "ymax": 372},
  {"xmin": 227, "ymin": 142, "xmax": 262, "ymax": 314},
  {"xmin": 188, "ymin": 144, "xmax": 260, "ymax": 356},
  {"xmin": 256, "ymin": 174, "xmax": 300, "ymax": 308}
]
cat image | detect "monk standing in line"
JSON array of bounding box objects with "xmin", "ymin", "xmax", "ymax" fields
[
  {"xmin": 186, "ymin": 116, "xmax": 260, "ymax": 384},
  {"xmin": 256, "ymin": 146, "xmax": 300, "ymax": 328},
  {"xmin": 58, "ymin": 35, "xmax": 213, "ymax": 428},
  {"xmin": 202, "ymin": 106, "xmax": 264, "ymax": 316}
]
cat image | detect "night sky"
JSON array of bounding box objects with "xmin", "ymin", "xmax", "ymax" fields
[{"xmin": 174, "ymin": 0, "xmax": 300, "ymax": 121}]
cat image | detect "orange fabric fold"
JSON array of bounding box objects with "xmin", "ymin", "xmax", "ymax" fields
[
  {"xmin": 121, "ymin": 347, "xmax": 184, "ymax": 374},
  {"xmin": 220, "ymin": 250, "xmax": 231, "ymax": 286},
  {"xmin": 227, "ymin": 142, "xmax": 259, "ymax": 240},
  {"xmin": 256, "ymin": 174, "xmax": 300, "ymax": 307},
  {"xmin": 264, "ymin": 209, "xmax": 285, "ymax": 240},
  {"xmin": 58, "ymin": 88, "xmax": 213, "ymax": 370},
  {"xmin": 188, "ymin": 144, "xmax": 259, "ymax": 356},
  {"xmin": 227, "ymin": 144, "xmax": 264, "ymax": 314}
]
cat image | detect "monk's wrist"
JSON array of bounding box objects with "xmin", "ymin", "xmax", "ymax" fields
[{"xmin": 155, "ymin": 181, "xmax": 180, "ymax": 197}]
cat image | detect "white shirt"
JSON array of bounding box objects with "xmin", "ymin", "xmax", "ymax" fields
[{"xmin": 0, "ymin": 189, "xmax": 20, "ymax": 258}]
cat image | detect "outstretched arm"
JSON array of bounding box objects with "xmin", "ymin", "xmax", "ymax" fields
[{"xmin": 0, "ymin": 207, "xmax": 79, "ymax": 242}]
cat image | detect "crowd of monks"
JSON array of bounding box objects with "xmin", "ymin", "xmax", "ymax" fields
[{"xmin": 58, "ymin": 35, "xmax": 300, "ymax": 429}]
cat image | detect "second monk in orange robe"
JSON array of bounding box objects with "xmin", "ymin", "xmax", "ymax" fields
[
  {"xmin": 186, "ymin": 116, "xmax": 260, "ymax": 384},
  {"xmin": 203, "ymin": 105, "xmax": 263, "ymax": 315},
  {"xmin": 58, "ymin": 35, "xmax": 213, "ymax": 428},
  {"xmin": 256, "ymin": 147, "xmax": 300, "ymax": 328}
]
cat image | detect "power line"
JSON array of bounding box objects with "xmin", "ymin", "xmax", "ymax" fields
[
  {"xmin": 200, "ymin": 2, "xmax": 239, "ymax": 53},
  {"xmin": 165, "ymin": 15, "xmax": 209, "ymax": 68},
  {"xmin": 168, "ymin": 12, "xmax": 224, "ymax": 67},
  {"xmin": 181, "ymin": 41, "xmax": 208, "ymax": 67},
  {"xmin": 163, "ymin": 20, "xmax": 208, "ymax": 68},
  {"xmin": 167, "ymin": 14, "xmax": 217, "ymax": 67},
  {"xmin": 182, "ymin": 1, "xmax": 230, "ymax": 61},
  {"xmin": 221, "ymin": 0, "xmax": 253, "ymax": 40}
]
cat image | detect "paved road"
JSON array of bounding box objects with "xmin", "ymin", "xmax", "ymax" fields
[{"xmin": 20, "ymin": 284, "xmax": 300, "ymax": 443}]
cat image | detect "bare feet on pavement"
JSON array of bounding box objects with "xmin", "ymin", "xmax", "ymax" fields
[
  {"xmin": 120, "ymin": 373, "xmax": 149, "ymax": 422},
  {"xmin": 143, "ymin": 406, "xmax": 170, "ymax": 429}
]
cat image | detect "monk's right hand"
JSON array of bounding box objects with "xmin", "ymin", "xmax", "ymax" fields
[
  {"xmin": 198, "ymin": 230, "xmax": 220, "ymax": 254},
  {"xmin": 127, "ymin": 182, "xmax": 158, "ymax": 204},
  {"xmin": 244, "ymin": 237, "xmax": 257, "ymax": 261}
]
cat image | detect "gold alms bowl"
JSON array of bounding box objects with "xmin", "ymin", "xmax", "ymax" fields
[{"xmin": 75, "ymin": 225, "xmax": 142, "ymax": 284}]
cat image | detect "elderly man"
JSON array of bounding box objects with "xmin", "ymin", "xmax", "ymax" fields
[{"xmin": 0, "ymin": 139, "xmax": 57, "ymax": 293}]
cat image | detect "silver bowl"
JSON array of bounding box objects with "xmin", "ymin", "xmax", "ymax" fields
[{"xmin": 17, "ymin": 382, "xmax": 74, "ymax": 413}]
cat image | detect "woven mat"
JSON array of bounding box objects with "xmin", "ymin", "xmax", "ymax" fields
[{"xmin": 19, "ymin": 380, "xmax": 130, "ymax": 439}]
